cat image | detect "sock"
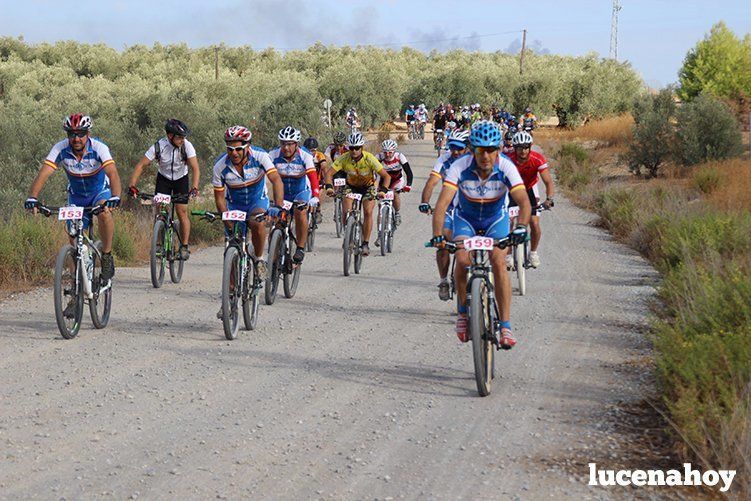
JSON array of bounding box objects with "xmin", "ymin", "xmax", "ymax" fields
[
  {"xmin": 501, "ymin": 320, "xmax": 511, "ymax": 330},
  {"xmin": 440, "ymin": 277, "xmax": 448, "ymax": 283},
  {"xmin": 363, "ymin": 241, "xmax": 368, "ymax": 245},
  {"xmin": 458, "ymin": 304, "xmax": 468, "ymax": 315}
]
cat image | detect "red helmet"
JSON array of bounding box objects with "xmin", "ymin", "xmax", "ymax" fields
[
  {"xmin": 224, "ymin": 125, "xmax": 252, "ymax": 144},
  {"xmin": 63, "ymin": 113, "xmax": 92, "ymax": 132}
]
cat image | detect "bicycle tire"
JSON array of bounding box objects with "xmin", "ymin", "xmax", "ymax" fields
[
  {"xmin": 386, "ymin": 209, "xmax": 394, "ymax": 254},
  {"xmin": 515, "ymin": 244, "xmax": 526, "ymax": 296},
  {"xmin": 354, "ymin": 222, "xmax": 363, "ymax": 274},
  {"xmin": 469, "ymin": 277, "xmax": 493, "ymax": 397},
  {"xmin": 283, "ymin": 249, "xmax": 301, "ymax": 299},
  {"xmin": 150, "ymin": 219, "xmax": 166, "ymax": 288},
  {"xmin": 334, "ymin": 199, "xmax": 343, "ymax": 238},
  {"xmin": 379, "ymin": 205, "xmax": 388, "ymax": 257},
  {"xmin": 89, "ymin": 241, "xmax": 112, "ymax": 329},
  {"xmin": 221, "ymin": 245, "xmax": 241, "ymax": 340},
  {"xmin": 243, "ymin": 260, "xmax": 259, "ymax": 331},
  {"xmin": 265, "ymin": 229, "xmax": 283, "ymax": 305},
  {"xmin": 343, "ymin": 217, "xmax": 355, "ymax": 276},
  {"xmin": 169, "ymin": 220, "xmax": 184, "ymax": 284},
  {"xmin": 54, "ymin": 245, "xmax": 83, "ymax": 339},
  {"xmin": 305, "ymin": 213, "xmax": 316, "ymax": 252}
]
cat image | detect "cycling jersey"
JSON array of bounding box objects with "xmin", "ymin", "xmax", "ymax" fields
[
  {"xmin": 144, "ymin": 137, "xmax": 197, "ymax": 181},
  {"xmin": 325, "ymin": 144, "xmax": 348, "ymax": 162},
  {"xmin": 332, "ymin": 150, "xmax": 384, "ymax": 189},
  {"xmin": 431, "ymin": 151, "xmax": 466, "ymax": 211},
  {"xmin": 45, "ymin": 137, "xmax": 115, "ymax": 199},
  {"xmin": 405, "ymin": 109, "xmax": 416, "ymax": 122},
  {"xmin": 521, "ymin": 114, "xmax": 537, "ymax": 127},
  {"xmin": 415, "ymin": 110, "xmax": 428, "ymax": 122},
  {"xmin": 212, "ymin": 146, "xmax": 276, "ymax": 206},
  {"xmin": 312, "ymin": 150, "xmax": 327, "ymax": 185},
  {"xmin": 376, "ymin": 151, "xmax": 413, "ymax": 189},
  {"xmin": 434, "ymin": 115, "xmax": 447, "ymax": 131},
  {"xmin": 267, "ymin": 146, "xmax": 319, "ymax": 202},
  {"xmin": 507, "ymin": 150, "xmax": 548, "ymax": 189}
]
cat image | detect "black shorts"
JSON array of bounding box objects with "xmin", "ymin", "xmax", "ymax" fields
[
  {"xmin": 345, "ymin": 184, "xmax": 377, "ymax": 200},
  {"xmin": 508, "ymin": 187, "xmax": 539, "ymax": 216},
  {"xmin": 155, "ymin": 173, "xmax": 190, "ymax": 204}
]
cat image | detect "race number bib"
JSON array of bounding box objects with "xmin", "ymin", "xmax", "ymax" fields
[
  {"xmin": 334, "ymin": 178, "xmax": 346, "ymax": 187},
  {"xmin": 383, "ymin": 191, "xmax": 395, "ymax": 201},
  {"xmin": 153, "ymin": 193, "xmax": 171, "ymax": 204},
  {"xmin": 58, "ymin": 206, "xmax": 84, "ymax": 221},
  {"xmin": 222, "ymin": 210, "xmax": 247, "ymax": 221},
  {"xmin": 346, "ymin": 193, "xmax": 362, "ymax": 201},
  {"xmin": 282, "ymin": 200, "xmax": 293, "ymax": 210},
  {"xmin": 463, "ymin": 236, "xmax": 494, "ymax": 251},
  {"xmin": 508, "ymin": 206, "xmax": 520, "ymax": 218}
]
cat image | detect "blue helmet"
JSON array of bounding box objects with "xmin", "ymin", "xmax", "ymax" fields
[{"xmin": 469, "ymin": 120, "xmax": 502, "ymax": 148}]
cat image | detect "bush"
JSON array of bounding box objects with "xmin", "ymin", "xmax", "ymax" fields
[
  {"xmin": 691, "ymin": 165, "xmax": 722, "ymax": 194},
  {"xmin": 626, "ymin": 90, "xmax": 676, "ymax": 177},
  {"xmin": 676, "ymin": 93, "xmax": 744, "ymax": 166},
  {"xmin": 554, "ymin": 142, "xmax": 599, "ymax": 193},
  {"xmin": 595, "ymin": 189, "xmax": 639, "ymax": 238}
]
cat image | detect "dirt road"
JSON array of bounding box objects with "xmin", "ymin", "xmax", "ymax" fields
[{"xmin": 0, "ymin": 139, "xmax": 657, "ymax": 499}]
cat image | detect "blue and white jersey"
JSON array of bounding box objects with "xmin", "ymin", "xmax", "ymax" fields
[
  {"xmin": 431, "ymin": 151, "xmax": 467, "ymax": 210},
  {"xmin": 211, "ymin": 146, "xmax": 276, "ymax": 206},
  {"xmin": 44, "ymin": 138, "xmax": 115, "ymax": 198},
  {"xmin": 442, "ymin": 153, "xmax": 524, "ymax": 223},
  {"xmin": 267, "ymin": 146, "xmax": 316, "ymax": 195}
]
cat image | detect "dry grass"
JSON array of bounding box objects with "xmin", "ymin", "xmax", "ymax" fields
[
  {"xmin": 697, "ymin": 158, "xmax": 751, "ymax": 212},
  {"xmin": 537, "ymin": 114, "xmax": 634, "ymax": 150}
]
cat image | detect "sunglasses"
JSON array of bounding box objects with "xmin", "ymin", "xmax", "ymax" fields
[
  {"xmin": 67, "ymin": 131, "xmax": 88, "ymax": 138},
  {"xmin": 448, "ymin": 145, "xmax": 466, "ymax": 152},
  {"xmin": 350, "ymin": 146, "xmax": 363, "ymax": 151},
  {"xmin": 514, "ymin": 144, "xmax": 531, "ymax": 150},
  {"xmin": 226, "ymin": 145, "xmax": 246, "ymax": 152}
]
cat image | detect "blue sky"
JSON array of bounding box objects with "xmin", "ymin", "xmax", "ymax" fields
[{"xmin": 2, "ymin": 0, "xmax": 750, "ymax": 87}]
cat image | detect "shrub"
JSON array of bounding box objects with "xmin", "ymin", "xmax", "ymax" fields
[
  {"xmin": 676, "ymin": 93, "xmax": 744, "ymax": 166},
  {"xmin": 626, "ymin": 90, "xmax": 676, "ymax": 177},
  {"xmin": 691, "ymin": 165, "xmax": 722, "ymax": 194},
  {"xmin": 595, "ymin": 189, "xmax": 638, "ymax": 238}
]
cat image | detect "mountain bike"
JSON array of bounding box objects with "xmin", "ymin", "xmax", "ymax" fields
[
  {"xmin": 507, "ymin": 204, "xmax": 549, "ymax": 296},
  {"xmin": 191, "ymin": 209, "xmax": 266, "ymax": 339},
  {"xmin": 38, "ymin": 204, "xmax": 113, "ymax": 339},
  {"xmin": 407, "ymin": 121, "xmax": 417, "ymax": 140},
  {"xmin": 138, "ymin": 193, "xmax": 189, "ymax": 288},
  {"xmin": 265, "ymin": 201, "xmax": 307, "ymax": 305},
  {"xmin": 434, "ymin": 129, "xmax": 444, "ymax": 155},
  {"xmin": 342, "ymin": 191, "xmax": 365, "ymax": 277},
  {"xmin": 426, "ymin": 236, "xmax": 512, "ymax": 397},
  {"xmin": 376, "ymin": 190, "xmax": 399, "ymax": 256},
  {"xmin": 332, "ymin": 178, "xmax": 346, "ymax": 238},
  {"xmin": 417, "ymin": 120, "xmax": 426, "ymax": 140}
]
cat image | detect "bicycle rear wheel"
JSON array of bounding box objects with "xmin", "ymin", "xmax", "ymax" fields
[
  {"xmin": 265, "ymin": 229, "xmax": 283, "ymax": 305},
  {"xmin": 305, "ymin": 213, "xmax": 316, "ymax": 251},
  {"xmin": 221, "ymin": 246, "xmax": 241, "ymax": 340},
  {"xmin": 469, "ymin": 278, "xmax": 493, "ymax": 397},
  {"xmin": 169, "ymin": 220, "xmax": 184, "ymax": 284},
  {"xmin": 150, "ymin": 219, "xmax": 166, "ymax": 288},
  {"xmin": 89, "ymin": 241, "xmax": 112, "ymax": 329},
  {"xmin": 515, "ymin": 244, "xmax": 526, "ymax": 296},
  {"xmin": 54, "ymin": 245, "xmax": 83, "ymax": 339},
  {"xmin": 283, "ymin": 251, "xmax": 301, "ymax": 299},
  {"xmin": 243, "ymin": 260, "xmax": 260, "ymax": 331}
]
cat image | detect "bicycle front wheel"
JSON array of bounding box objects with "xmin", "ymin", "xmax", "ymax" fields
[
  {"xmin": 265, "ymin": 229, "xmax": 283, "ymax": 305},
  {"xmin": 343, "ymin": 217, "xmax": 355, "ymax": 276},
  {"xmin": 89, "ymin": 241, "xmax": 112, "ymax": 329},
  {"xmin": 221, "ymin": 246, "xmax": 241, "ymax": 340},
  {"xmin": 515, "ymin": 244, "xmax": 526, "ymax": 296},
  {"xmin": 283, "ymin": 248, "xmax": 301, "ymax": 299},
  {"xmin": 378, "ymin": 205, "xmax": 388, "ymax": 257},
  {"xmin": 469, "ymin": 278, "xmax": 493, "ymax": 397},
  {"xmin": 169, "ymin": 220, "xmax": 184, "ymax": 284},
  {"xmin": 54, "ymin": 245, "xmax": 83, "ymax": 339},
  {"xmin": 334, "ymin": 199, "xmax": 343, "ymax": 238},
  {"xmin": 354, "ymin": 222, "xmax": 363, "ymax": 274},
  {"xmin": 150, "ymin": 219, "xmax": 166, "ymax": 288}
]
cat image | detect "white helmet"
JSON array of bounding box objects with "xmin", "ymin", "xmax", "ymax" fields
[
  {"xmin": 447, "ymin": 121, "xmax": 457, "ymax": 129},
  {"xmin": 347, "ymin": 132, "xmax": 366, "ymax": 147},
  {"xmin": 512, "ymin": 130, "xmax": 533, "ymax": 146},
  {"xmin": 278, "ymin": 125, "xmax": 301, "ymax": 142},
  {"xmin": 381, "ymin": 139, "xmax": 397, "ymax": 152},
  {"xmin": 448, "ymin": 129, "xmax": 470, "ymax": 143}
]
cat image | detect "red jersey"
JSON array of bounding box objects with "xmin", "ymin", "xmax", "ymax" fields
[{"xmin": 507, "ymin": 150, "xmax": 548, "ymax": 189}]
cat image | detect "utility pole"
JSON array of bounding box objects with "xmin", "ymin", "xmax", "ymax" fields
[
  {"xmin": 610, "ymin": 0, "xmax": 622, "ymax": 60},
  {"xmin": 214, "ymin": 47, "xmax": 219, "ymax": 80},
  {"xmin": 519, "ymin": 29, "xmax": 527, "ymax": 75}
]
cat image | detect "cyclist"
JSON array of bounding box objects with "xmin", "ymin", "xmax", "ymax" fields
[
  {"xmin": 376, "ymin": 139, "xmax": 413, "ymax": 226},
  {"xmin": 415, "ymin": 104, "xmax": 429, "ymax": 136},
  {"xmin": 507, "ymin": 131, "xmax": 555, "ymax": 268},
  {"xmin": 304, "ymin": 137, "xmax": 326, "ymax": 225},
  {"xmin": 325, "ymin": 132, "xmax": 349, "ymax": 164},
  {"xmin": 128, "ymin": 118, "xmax": 199, "ymax": 261},
  {"xmin": 212, "ymin": 126, "xmax": 285, "ymax": 279},
  {"xmin": 433, "ymin": 108, "xmax": 448, "ymax": 149},
  {"xmin": 470, "ymin": 104, "xmax": 482, "ymax": 125},
  {"xmin": 521, "ymin": 107, "xmax": 537, "ymax": 132},
  {"xmin": 323, "ymin": 132, "xmax": 391, "ymax": 257},
  {"xmin": 268, "ymin": 126, "xmax": 320, "ymax": 265},
  {"xmin": 25, "ymin": 113, "xmax": 122, "ymax": 282},
  {"xmin": 502, "ymin": 131, "xmax": 515, "ymax": 155},
  {"xmin": 460, "ymin": 106, "xmax": 471, "ymax": 128},
  {"xmin": 430, "ymin": 121, "xmax": 531, "ymax": 347},
  {"xmin": 419, "ymin": 129, "xmax": 470, "ymax": 300},
  {"xmin": 404, "ymin": 104, "xmax": 416, "ymax": 127},
  {"xmin": 346, "ymin": 107, "xmax": 360, "ymax": 132}
]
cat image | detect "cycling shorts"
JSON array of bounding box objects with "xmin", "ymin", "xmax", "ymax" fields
[
  {"xmin": 225, "ymin": 198, "xmax": 270, "ymax": 238},
  {"xmin": 155, "ymin": 173, "xmax": 189, "ymax": 205},
  {"xmin": 68, "ymin": 188, "xmax": 111, "ymax": 231},
  {"xmin": 452, "ymin": 209, "xmax": 510, "ymax": 240},
  {"xmin": 284, "ymin": 186, "xmax": 311, "ymax": 204},
  {"xmin": 508, "ymin": 186, "xmax": 540, "ymax": 216},
  {"xmin": 345, "ymin": 184, "xmax": 377, "ymax": 200},
  {"xmin": 443, "ymin": 209, "xmax": 454, "ymax": 233}
]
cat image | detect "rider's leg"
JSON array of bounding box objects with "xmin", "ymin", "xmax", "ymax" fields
[
  {"xmin": 96, "ymin": 211, "xmax": 115, "ymax": 253},
  {"xmin": 530, "ymin": 215, "xmax": 541, "ymax": 251},
  {"xmin": 294, "ymin": 208, "xmax": 308, "ymax": 249},
  {"xmin": 248, "ymin": 216, "xmax": 267, "ymax": 261},
  {"xmin": 490, "ymin": 248, "xmax": 512, "ymax": 323},
  {"xmin": 454, "ymin": 249, "xmax": 471, "ymax": 308},
  {"xmin": 175, "ymin": 203, "xmax": 190, "ymax": 245},
  {"xmin": 342, "ymin": 196, "xmax": 353, "ymax": 228},
  {"xmin": 394, "ymin": 191, "xmax": 401, "ymax": 212},
  {"xmin": 362, "ymin": 199, "xmax": 375, "ymax": 242}
]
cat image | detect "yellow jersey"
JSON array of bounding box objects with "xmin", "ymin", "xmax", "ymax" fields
[{"xmin": 332, "ymin": 150, "xmax": 384, "ymax": 188}]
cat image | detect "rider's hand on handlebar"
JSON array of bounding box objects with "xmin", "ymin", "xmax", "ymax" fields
[
  {"xmin": 542, "ymin": 197, "xmax": 554, "ymax": 210},
  {"xmin": 105, "ymin": 196, "xmax": 121, "ymax": 209},
  {"xmin": 430, "ymin": 235, "xmax": 446, "ymax": 249},
  {"xmin": 189, "ymin": 187, "xmax": 199, "ymax": 199},
  {"xmin": 128, "ymin": 186, "xmax": 139, "ymax": 198},
  {"xmin": 401, "ymin": 185, "xmax": 411, "ymax": 193},
  {"xmin": 418, "ymin": 203, "xmax": 431, "ymax": 214},
  {"xmin": 309, "ymin": 196, "xmax": 319, "ymax": 207},
  {"xmin": 267, "ymin": 206, "xmax": 281, "ymax": 218},
  {"xmin": 509, "ymin": 224, "xmax": 529, "ymax": 245},
  {"xmin": 24, "ymin": 197, "xmax": 39, "ymax": 212}
]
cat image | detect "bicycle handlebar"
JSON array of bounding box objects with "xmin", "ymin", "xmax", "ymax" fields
[
  {"xmin": 138, "ymin": 193, "xmax": 191, "ymax": 203},
  {"xmin": 190, "ymin": 210, "xmax": 267, "ymax": 223},
  {"xmin": 424, "ymin": 237, "xmax": 511, "ymax": 252},
  {"xmin": 37, "ymin": 204, "xmax": 104, "ymax": 218}
]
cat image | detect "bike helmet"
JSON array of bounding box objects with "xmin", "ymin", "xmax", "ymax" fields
[
  {"xmin": 504, "ymin": 131, "xmax": 514, "ymax": 142},
  {"xmin": 333, "ymin": 131, "xmax": 346, "ymax": 145},
  {"xmin": 447, "ymin": 121, "xmax": 457, "ymax": 129},
  {"xmin": 224, "ymin": 125, "xmax": 252, "ymax": 144},
  {"xmin": 278, "ymin": 125, "xmax": 301, "ymax": 142},
  {"xmin": 381, "ymin": 139, "xmax": 397, "ymax": 152},
  {"xmin": 525, "ymin": 107, "xmax": 532, "ymax": 114},
  {"xmin": 347, "ymin": 132, "xmax": 366, "ymax": 147},
  {"xmin": 165, "ymin": 118, "xmax": 190, "ymax": 136},
  {"xmin": 512, "ymin": 131, "xmax": 533, "ymax": 147},
  {"xmin": 63, "ymin": 113, "xmax": 92, "ymax": 132},
  {"xmin": 447, "ymin": 129, "xmax": 470, "ymax": 148},
  {"xmin": 303, "ymin": 137, "xmax": 319, "ymax": 150},
  {"xmin": 469, "ymin": 120, "xmax": 502, "ymax": 148},
  {"xmin": 409, "ymin": 104, "xmax": 415, "ymax": 110}
]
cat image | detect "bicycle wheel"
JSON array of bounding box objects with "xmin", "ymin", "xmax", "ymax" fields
[
  {"xmin": 354, "ymin": 222, "xmax": 363, "ymax": 274},
  {"xmin": 378, "ymin": 205, "xmax": 388, "ymax": 257},
  {"xmin": 283, "ymin": 254, "xmax": 301, "ymax": 299},
  {"xmin": 169, "ymin": 220, "xmax": 184, "ymax": 284},
  {"xmin": 334, "ymin": 198, "xmax": 343, "ymax": 238},
  {"xmin": 89, "ymin": 241, "xmax": 112, "ymax": 329},
  {"xmin": 343, "ymin": 216, "xmax": 355, "ymax": 276},
  {"xmin": 265, "ymin": 229, "xmax": 283, "ymax": 305},
  {"xmin": 386, "ymin": 209, "xmax": 394, "ymax": 254},
  {"xmin": 243, "ymin": 260, "xmax": 260, "ymax": 331},
  {"xmin": 515, "ymin": 244, "xmax": 526, "ymax": 296},
  {"xmin": 305, "ymin": 213, "xmax": 316, "ymax": 251},
  {"xmin": 221, "ymin": 246, "xmax": 241, "ymax": 340},
  {"xmin": 469, "ymin": 277, "xmax": 493, "ymax": 397},
  {"xmin": 150, "ymin": 219, "xmax": 166, "ymax": 288},
  {"xmin": 53, "ymin": 245, "xmax": 83, "ymax": 339}
]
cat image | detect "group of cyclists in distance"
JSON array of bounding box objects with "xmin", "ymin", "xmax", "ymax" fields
[{"xmin": 24, "ymin": 100, "xmax": 554, "ymax": 350}]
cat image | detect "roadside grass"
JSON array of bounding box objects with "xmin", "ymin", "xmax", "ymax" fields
[
  {"xmin": 540, "ymin": 121, "xmax": 751, "ymax": 497},
  {"xmin": 537, "ymin": 114, "xmax": 633, "ymax": 150}
]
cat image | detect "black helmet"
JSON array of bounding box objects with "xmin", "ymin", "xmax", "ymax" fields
[
  {"xmin": 303, "ymin": 137, "xmax": 319, "ymax": 150},
  {"xmin": 165, "ymin": 118, "xmax": 189, "ymax": 136},
  {"xmin": 504, "ymin": 131, "xmax": 514, "ymax": 141},
  {"xmin": 333, "ymin": 131, "xmax": 346, "ymax": 145}
]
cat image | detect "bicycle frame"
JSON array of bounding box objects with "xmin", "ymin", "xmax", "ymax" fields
[{"xmin": 465, "ymin": 247, "xmax": 502, "ymax": 349}]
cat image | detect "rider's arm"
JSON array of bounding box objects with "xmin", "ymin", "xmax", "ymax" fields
[
  {"xmin": 378, "ymin": 169, "xmax": 391, "ymax": 189},
  {"xmin": 303, "ymin": 154, "xmax": 320, "ymax": 198},
  {"xmin": 129, "ymin": 156, "xmax": 151, "ymax": 189},
  {"xmin": 266, "ymin": 170, "xmax": 285, "ymax": 207},
  {"xmin": 28, "ymin": 164, "xmax": 56, "ymax": 199},
  {"xmin": 539, "ymin": 168, "xmax": 555, "ymax": 200},
  {"xmin": 401, "ymin": 161, "xmax": 413, "ymax": 186},
  {"xmin": 509, "ymin": 186, "xmax": 531, "ymax": 227},
  {"xmin": 421, "ymin": 171, "xmax": 441, "ymax": 204},
  {"xmin": 103, "ymin": 162, "xmax": 122, "ymax": 199},
  {"xmin": 431, "ymin": 185, "xmax": 456, "ymax": 237},
  {"xmin": 185, "ymin": 141, "xmax": 200, "ymax": 191},
  {"xmin": 214, "ymin": 189, "xmax": 228, "ymax": 214}
]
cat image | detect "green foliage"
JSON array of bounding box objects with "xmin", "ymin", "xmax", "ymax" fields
[
  {"xmin": 595, "ymin": 189, "xmax": 638, "ymax": 238},
  {"xmin": 678, "ymin": 22, "xmax": 751, "ymax": 102},
  {"xmin": 676, "ymin": 93, "xmax": 744, "ymax": 166},
  {"xmin": 626, "ymin": 89, "xmax": 676, "ymax": 177},
  {"xmin": 555, "ymin": 142, "xmax": 598, "ymax": 191},
  {"xmin": 691, "ymin": 165, "xmax": 722, "ymax": 194},
  {"xmin": 0, "ymin": 214, "xmax": 63, "ymax": 286}
]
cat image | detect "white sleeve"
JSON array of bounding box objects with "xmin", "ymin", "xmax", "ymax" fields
[
  {"xmin": 500, "ymin": 157, "xmax": 524, "ymax": 189},
  {"xmin": 211, "ymin": 158, "xmax": 225, "ymax": 188},
  {"xmin": 398, "ymin": 153, "xmax": 408, "ymax": 164},
  {"xmin": 304, "ymin": 151, "xmax": 316, "ymax": 172},
  {"xmin": 258, "ymin": 151, "xmax": 276, "ymax": 172},
  {"xmin": 144, "ymin": 144, "xmax": 157, "ymax": 161},
  {"xmin": 184, "ymin": 140, "xmax": 197, "ymax": 159},
  {"xmin": 45, "ymin": 140, "xmax": 65, "ymax": 166},
  {"xmin": 93, "ymin": 140, "xmax": 114, "ymax": 164},
  {"xmin": 443, "ymin": 160, "xmax": 463, "ymax": 186}
]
